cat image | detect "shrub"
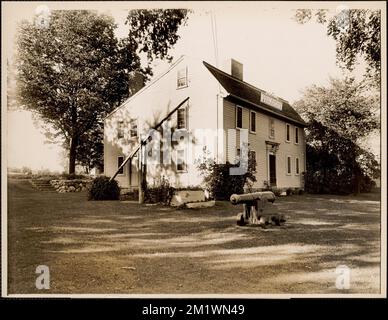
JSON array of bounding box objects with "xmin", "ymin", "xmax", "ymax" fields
[
  {"xmin": 360, "ymin": 174, "xmax": 376, "ymax": 193},
  {"xmin": 144, "ymin": 176, "xmax": 175, "ymax": 205},
  {"xmin": 197, "ymin": 151, "xmax": 257, "ymax": 200},
  {"xmin": 88, "ymin": 176, "xmax": 120, "ymax": 200},
  {"xmin": 272, "ymin": 188, "xmax": 282, "ymax": 197}
]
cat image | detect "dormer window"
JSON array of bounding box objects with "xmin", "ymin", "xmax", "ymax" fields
[{"xmin": 177, "ymin": 67, "xmax": 188, "ymax": 88}]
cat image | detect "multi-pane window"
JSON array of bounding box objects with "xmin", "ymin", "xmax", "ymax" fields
[
  {"xmin": 177, "ymin": 107, "xmax": 187, "ymax": 129},
  {"xmin": 130, "ymin": 119, "xmax": 138, "ymax": 138},
  {"xmin": 117, "ymin": 156, "xmax": 124, "ymax": 175},
  {"xmin": 286, "ymin": 156, "xmax": 291, "ymax": 175},
  {"xmin": 117, "ymin": 121, "xmax": 124, "ymax": 139},
  {"xmin": 295, "ymin": 157, "xmax": 300, "ymax": 175},
  {"xmin": 269, "ymin": 118, "xmax": 275, "ymax": 138},
  {"xmin": 295, "ymin": 127, "xmax": 299, "ymax": 144},
  {"xmin": 250, "ymin": 111, "xmax": 256, "ymax": 133},
  {"xmin": 176, "ymin": 149, "xmax": 186, "ymax": 172},
  {"xmin": 177, "ymin": 67, "xmax": 188, "ymax": 88},
  {"xmin": 236, "ymin": 106, "xmax": 243, "ymax": 129},
  {"xmin": 286, "ymin": 124, "xmax": 291, "ymax": 142}
]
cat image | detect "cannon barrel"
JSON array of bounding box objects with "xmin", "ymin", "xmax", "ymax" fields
[{"xmin": 230, "ymin": 191, "xmax": 276, "ymax": 205}]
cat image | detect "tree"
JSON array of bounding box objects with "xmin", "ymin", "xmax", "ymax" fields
[
  {"xmin": 125, "ymin": 9, "xmax": 190, "ymax": 63},
  {"xmin": 294, "ymin": 77, "xmax": 380, "ymax": 194},
  {"xmin": 76, "ymin": 126, "xmax": 104, "ymax": 174},
  {"xmin": 294, "ymin": 9, "xmax": 381, "ymax": 88},
  {"xmin": 16, "ymin": 9, "xmax": 189, "ymax": 174}
]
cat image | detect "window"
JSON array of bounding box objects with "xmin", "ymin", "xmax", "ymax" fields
[
  {"xmin": 117, "ymin": 156, "xmax": 124, "ymax": 175},
  {"xmin": 250, "ymin": 111, "xmax": 256, "ymax": 133},
  {"xmin": 286, "ymin": 156, "xmax": 291, "ymax": 175},
  {"xmin": 117, "ymin": 121, "xmax": 124, "ymax": 139},
  {"xmin": 130, "ymin": 119, "xmax": 138, "ymax": 138},
  {"xmin": 295, "ymin": 157, "xmax": 300, "ymax": 175},
  {"xmin": 269, "ymin": 118, "xmax": 275, "ymax": 138},
  {"xmin": 177, "ymin": 67, "xmax": 188, "ymax": 88},
  {"xmin": 295, "ymin": 127, "xmax": 299, "ymax": 144},
  {"xmin": 177, "ymin": 107, "xmax": 187, "ymax": 129},
  {"xmin": 286, "ymin": 124, "xmax": 291, "ymax": 142},
  {"xmin": 236, "ymin": 106, "xmax": 243, "ymax": 129},
  {"xmin": 176, "ymin": 149, "xmax": 187, "ymax": 172}
]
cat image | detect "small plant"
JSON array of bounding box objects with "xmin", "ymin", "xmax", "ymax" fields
[
  {"xmin": 197, "ymin": 151, "xmax": 257, "ymax": 201},
  {"xmin": 272, "ymin": 188, "xmax": 282, "ymax": 197},
  {"xmin": 286, "ymin": 188, "xmax": 293, "ymax": 196},
  {"xmin": 88, "ymin": 176, "xmax": 120, "ymax": 200},
  {"xmin": 263, "ymin": 180, "xmax": 272, "ymax": 191},
  {"xmin": 144, "ymin": 176, "xmax": 175, "ymax": 205}
]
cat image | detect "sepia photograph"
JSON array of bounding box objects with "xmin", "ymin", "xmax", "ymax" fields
[{"xmin": 1, "ymin": 1, "xmax": 386, "ymax": 300}]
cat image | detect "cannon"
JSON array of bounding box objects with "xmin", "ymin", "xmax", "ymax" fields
[{"xmin": 230, "ymin": 191, "xmax": 286, "ymax": 226}]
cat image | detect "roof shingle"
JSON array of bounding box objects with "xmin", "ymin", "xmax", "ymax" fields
[{"xmin": 203, "ymin": 61, "xmax": 306, "ymax": 126}]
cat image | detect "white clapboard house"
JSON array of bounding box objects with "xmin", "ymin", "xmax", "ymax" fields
[{"xmin": 104, "ymin": 56, "xmax": 306, "ymax": 194}]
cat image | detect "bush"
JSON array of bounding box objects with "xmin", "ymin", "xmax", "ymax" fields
[
  {"xmin": 360, "ymin": 174, "xmax": 376, "ymax": 193},
  {"xmin": 197, "ymin": 151, "xmax": 257, "ymax": 201},
  {"xmin": 144, "ymin": 176, "xmax": 175, "ymax": 205},
  {"xmin": 286, "ymin": 188, "xmax": 293, "ymax": 196},
  {"xmin": 271, "ymin": 188, "xmax": 282, "ymax": 197},
  {"xmin": 88, "ymin": 176, "xmax": 120, "ymax": 200}
]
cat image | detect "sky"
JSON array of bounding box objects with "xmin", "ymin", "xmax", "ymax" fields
[{"xmin": 3, "ymin": 1, "xmax": 381, "ymax": 171}]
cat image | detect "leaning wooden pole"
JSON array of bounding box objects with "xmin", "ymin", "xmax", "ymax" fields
[{"xmin": 109, "ymin": 97, "xmax": 190, "ymax": 203}]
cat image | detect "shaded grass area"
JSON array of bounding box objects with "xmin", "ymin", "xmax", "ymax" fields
[{"xmin": 7, "ymin": 179, "xmax": 381, "ymax": 294}]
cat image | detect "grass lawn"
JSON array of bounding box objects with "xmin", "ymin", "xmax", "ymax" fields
[{"xmin": 7, "ymin": 178, "xmax": 381, "ymax": 294}]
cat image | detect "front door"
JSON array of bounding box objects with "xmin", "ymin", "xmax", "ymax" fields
[{"xmin": 269, "ymin": 154, "xmax": 277, "ymax": 186}]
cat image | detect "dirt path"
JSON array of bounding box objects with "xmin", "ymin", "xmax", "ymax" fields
[{"xmin": 7, "ymin": 179, "xmax": 381, "ymax": 294}]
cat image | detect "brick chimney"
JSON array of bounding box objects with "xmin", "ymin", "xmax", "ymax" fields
[{"xmin": 231, "ymin": 58, "xmax": 243, "ymax": 81}]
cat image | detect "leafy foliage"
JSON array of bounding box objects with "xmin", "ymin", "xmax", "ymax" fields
[
  {"xmin": 197, "ymin": 151, "xmax": 257, "ymax": 200},
  {"xmin": 15, "ymin": 9, "xmax": 189, "ymax": 174},
  {"xmin": 88, "ymin": 176, "xmax": 120, "ymax": 200},
  {"xmin": 294, "ymin": 78, "xmax": 380, "ymax": 194},
  {"xmin": 144, "ymin": 176, "xmax": 175, "ymax": 205},
  {"xmin": 126, "ymin": 9, "xmax": 190, "ymax": 63},
  {"xmin": 294, "ymin": 9, "xmax": 381, "ymax": 87}
]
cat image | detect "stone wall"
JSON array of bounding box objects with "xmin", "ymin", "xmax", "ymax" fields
[{"xmin": 50, "ymin": 179, "xmax": 92, "ymax": 193}]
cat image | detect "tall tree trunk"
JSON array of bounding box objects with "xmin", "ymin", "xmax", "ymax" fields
[
  {"xmin": 69, "ymin": 136, "xmax": 78, "ymax": 174},
  {"xmin": 354, "ymin": 166, "xmax": 361, "ymax": 195}
]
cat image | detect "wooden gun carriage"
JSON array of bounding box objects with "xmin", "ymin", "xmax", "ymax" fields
[{"xmin": 230, "ymin": 191, "xmax": 286, "ymax": 226}]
